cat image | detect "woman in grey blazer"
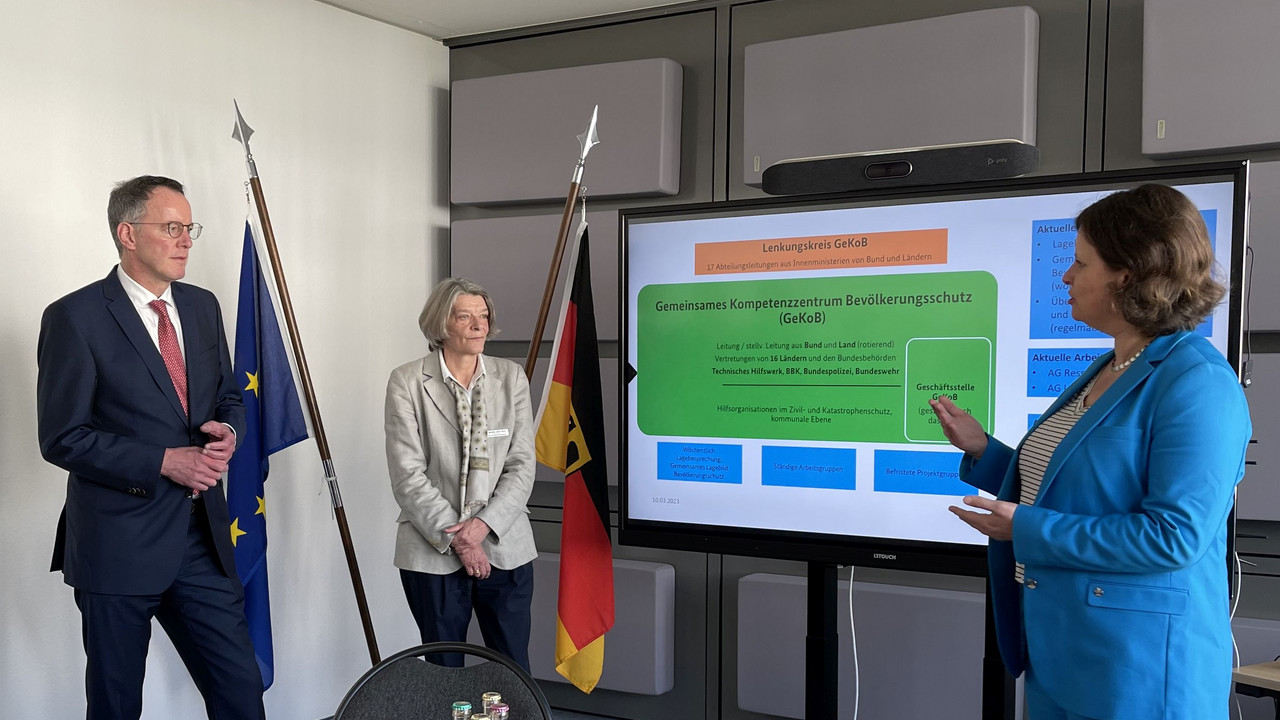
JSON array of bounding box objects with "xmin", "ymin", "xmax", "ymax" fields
[{"xmin": 384, "ymin": 277, "xmax": 537, "ymax": 670}]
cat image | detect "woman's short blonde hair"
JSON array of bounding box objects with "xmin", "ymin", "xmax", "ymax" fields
[
  {"xmin": 1075, "ymin": 183, "xmax": 1225, "ymax": 336},
  {"xmin": 418, "ymin": 277, "xmax": 500, "ymax": 351}
]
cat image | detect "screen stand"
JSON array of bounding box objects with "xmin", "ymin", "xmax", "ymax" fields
[
  {"xmin": 982, "ymin": 579, "xmax": 1017, "ymax": 719},
  {"xmin": 805, "ymin": 562, "xmax": 839, "ymax": 720},
  {"xmin": 804, "ymin": 564, "xmax": 1015, "ymax": 720}
]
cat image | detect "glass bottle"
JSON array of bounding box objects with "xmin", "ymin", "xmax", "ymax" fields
[
  {"xmin": 481, "ymin": 692, "xmax": 502, "ymax": 714},
  {"xmin": 451, "ymin": 701, "xmax": 472, "ymax": 720},
  {"xmin": 488, "ymin": 701, "xmax": 510, "ymax": 720}
]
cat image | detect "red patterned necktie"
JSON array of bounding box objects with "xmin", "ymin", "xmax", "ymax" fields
[{"xmin": 149, "ymin": 299, "xmax": 188, "ymax": 416}]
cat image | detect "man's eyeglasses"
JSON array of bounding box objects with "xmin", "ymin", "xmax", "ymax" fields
[{"xmin": 129, "ymin": 221, "xmax": 203, "ymax": 240}]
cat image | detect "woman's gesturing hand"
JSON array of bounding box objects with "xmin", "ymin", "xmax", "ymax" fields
[
  {"xmin": 949, "ymin": 495, "xmax": 1016, "ymax": 541},
  {"xmin": 928, "ymin": 395, "xmax": 989, "ymax": 459}
]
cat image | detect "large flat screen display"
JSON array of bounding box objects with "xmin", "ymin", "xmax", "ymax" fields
[{"xmin": 619, "ymin": 162, "xmax": 1248, "ymax": 574}]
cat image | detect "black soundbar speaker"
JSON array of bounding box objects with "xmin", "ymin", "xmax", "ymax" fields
[{"xmin": 761, "ymin": 140, "xmax": 1039, "ymax": 196}]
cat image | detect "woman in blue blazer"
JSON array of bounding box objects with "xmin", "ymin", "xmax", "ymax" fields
[{"xmin": 930, "ymin": 184, "xmax": 1251, "ymax": 720}]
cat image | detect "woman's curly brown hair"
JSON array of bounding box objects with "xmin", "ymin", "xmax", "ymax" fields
[{"xmin": 1075, "ymin": 183, "xmax": 1225, "ymax": 336}]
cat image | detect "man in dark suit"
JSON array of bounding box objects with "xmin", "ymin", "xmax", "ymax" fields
[{"xmin": 37, "ymin": 176, "xmax": 265, "ymax": 720}]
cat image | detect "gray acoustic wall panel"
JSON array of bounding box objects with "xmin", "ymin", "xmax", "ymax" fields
[
  {"xmin": 451, "ymin": 59, "xmax": 682, "ymax": 205},
  {"xmin": 1247, "ymin": 161, "xmax": 1280, "ymax": 331},
  {"xmin": 1143, "ymin": 0, "xmax": 1280, "ymax": 158},
  {"xmin": 451, "ymin": 211, "xmax": 619, "ymax": 342},
  {"xmin": 741, "ymin": 6, "xmax": 1039, "ymax": 187},
  {"xmin": 1242, "ymin": 354, "xmax": 1279, "ymax": 522},
  {"xmin": 737, "ymin": 573, "xmax": 988, "ymax": 720}
]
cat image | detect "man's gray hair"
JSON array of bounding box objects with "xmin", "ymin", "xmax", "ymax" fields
[
  {"xmin": 107, "ymin": 176, "xmax": 185, "ymax": 254},
  {"xmin": 418, "ymin": 277, "xmax": 500, "ymax": 351}
]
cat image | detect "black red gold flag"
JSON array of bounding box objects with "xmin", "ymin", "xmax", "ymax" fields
[{"xmin": 534, "ymin": 223, "xmax": 614, "ymax": 693}]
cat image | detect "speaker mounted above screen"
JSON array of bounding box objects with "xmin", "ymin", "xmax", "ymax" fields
[{"xmin": 761, "ymin": 140, "xmax": 1040, "ymax": 196}]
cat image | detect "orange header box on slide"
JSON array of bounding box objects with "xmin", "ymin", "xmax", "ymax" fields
[{"xmin": 694, "ymin": 229, "xmax": 948, "ymax": 276}]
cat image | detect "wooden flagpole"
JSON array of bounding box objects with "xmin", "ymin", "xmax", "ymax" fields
[
  {"xmin": 232, "ymin": 101, "xmax": 380, "ymax": 666},
  {"xmin": 524, "ymin": 106, "xmax": 600, "ymax": 380}
]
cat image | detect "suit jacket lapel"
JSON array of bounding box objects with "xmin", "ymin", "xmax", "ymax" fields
[
  {"xmin": 421, "ymin": 353, "xmax": 462, "ymax": 436},
  {"xmin": 103, "ymin": 270, "xmax": 189, "ymax": 425},
  {"xmin": 1010, "ymin": 352, "xmax": 1107, "ymax": 480},
  {"xmin": 478, "ymin": 362, "xmax": 504, "ymax": 430},
  {"xmin": 172, "ymin": 283, "xmax": 200, "ymax": 374},
  {"xmin": 172, "ymin": 284, "xmax": 201, "ymax": 424},
  {"xmin": 1035, "ymin": 332, "xmax": 1189, "ymax": 499}
]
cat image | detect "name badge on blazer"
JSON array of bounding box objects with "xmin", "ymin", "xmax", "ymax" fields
[{"xmin": 488, "ymin": 428, "xmax": 510, "ymax": 438}]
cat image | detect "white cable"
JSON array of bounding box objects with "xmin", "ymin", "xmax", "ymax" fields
[
  {"xmin": 848, "ymin": 565, "xmax": 859, "ymax": 720},
  {"xmin": 1231, "ymin": 548, "xmax": 1243, "ymax": 720},
  {"xmin": 1231, "ymin": 485, "xmax": 1243, "ymax": 623},
  {"xmin": 1232, "ymin": 629, "xmax": 1242, "ymax": 720},
  {"xmin": 1229, "ymin": 489, "xmax": 1245, "ymax": 720},
  {"xmin": 1231, "ymin": 548, "xmax": 1242, "ymax": 621}
]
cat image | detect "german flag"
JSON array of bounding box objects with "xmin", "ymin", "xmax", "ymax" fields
[{"xmin": 535, "ymin": 223, "xmax": 614, "ymax": 693}]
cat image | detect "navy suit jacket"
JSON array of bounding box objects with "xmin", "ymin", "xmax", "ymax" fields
[
  {"xmin": 961, "ymin": 331, "xmax": 1250, "ymax": 720},
  {"xmin": 38, "ymin": 268, "xmax": 245, "ymax": 595}
]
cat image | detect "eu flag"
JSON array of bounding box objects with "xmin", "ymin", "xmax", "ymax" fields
[{"xmin": 228, "ymin": 222, "xmax": 308, "ymax": 690}]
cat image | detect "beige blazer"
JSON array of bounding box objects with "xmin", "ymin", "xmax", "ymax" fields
[{"xmin": 384, "ymin": 352, "xmax": 537, "ymax": 574}]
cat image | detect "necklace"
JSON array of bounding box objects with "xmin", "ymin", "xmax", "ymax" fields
[{"xmin": 1111, "ymin": 341, "xmax": 1151, "ymax": 373}]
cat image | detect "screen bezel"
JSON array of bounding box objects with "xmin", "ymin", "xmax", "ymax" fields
[{"xmin": 618, "ymin": 161, "xmax": 1249, "ymax": 576}]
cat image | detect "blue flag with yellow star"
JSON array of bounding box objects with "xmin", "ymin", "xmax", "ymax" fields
[{"xmin": 228, "ymin": 222, "xmax": 308, "ymax": 690}]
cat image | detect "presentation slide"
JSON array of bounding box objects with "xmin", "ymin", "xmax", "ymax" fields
[{"xmin": 624, "ymin": 180, "xmax": 1238, "ymax": 547}]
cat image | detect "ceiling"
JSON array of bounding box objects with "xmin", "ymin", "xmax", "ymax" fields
[{"xmin": 316, "ymin": 0, "xmax": 696, "ymax": 40}]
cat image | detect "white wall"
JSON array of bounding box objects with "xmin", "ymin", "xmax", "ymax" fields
[{"xmin": 0, "ymin": 1, "xmax": 448, "ymax": 718}]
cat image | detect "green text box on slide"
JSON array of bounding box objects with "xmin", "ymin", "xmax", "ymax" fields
[
  {"xmin": 902, "ymin": 337, "xmax": 993, "ymax": 442},
  {"xmin": 637, "ymin": 271, "xmax": 997, "ymax": 443}
]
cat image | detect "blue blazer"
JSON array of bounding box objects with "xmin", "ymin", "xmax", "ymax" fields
[
  {"xmin": 37, "ymin": 269, "xmax": 245, "ymax": 595},
  {"xmin": 961, "ymin": 331, "xmax": 1250, "ymax": 720}
]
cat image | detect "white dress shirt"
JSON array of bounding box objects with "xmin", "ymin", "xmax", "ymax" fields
[{"xmin": 115, "ymin": 265, "xmax": 185, "ymax": 356}]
